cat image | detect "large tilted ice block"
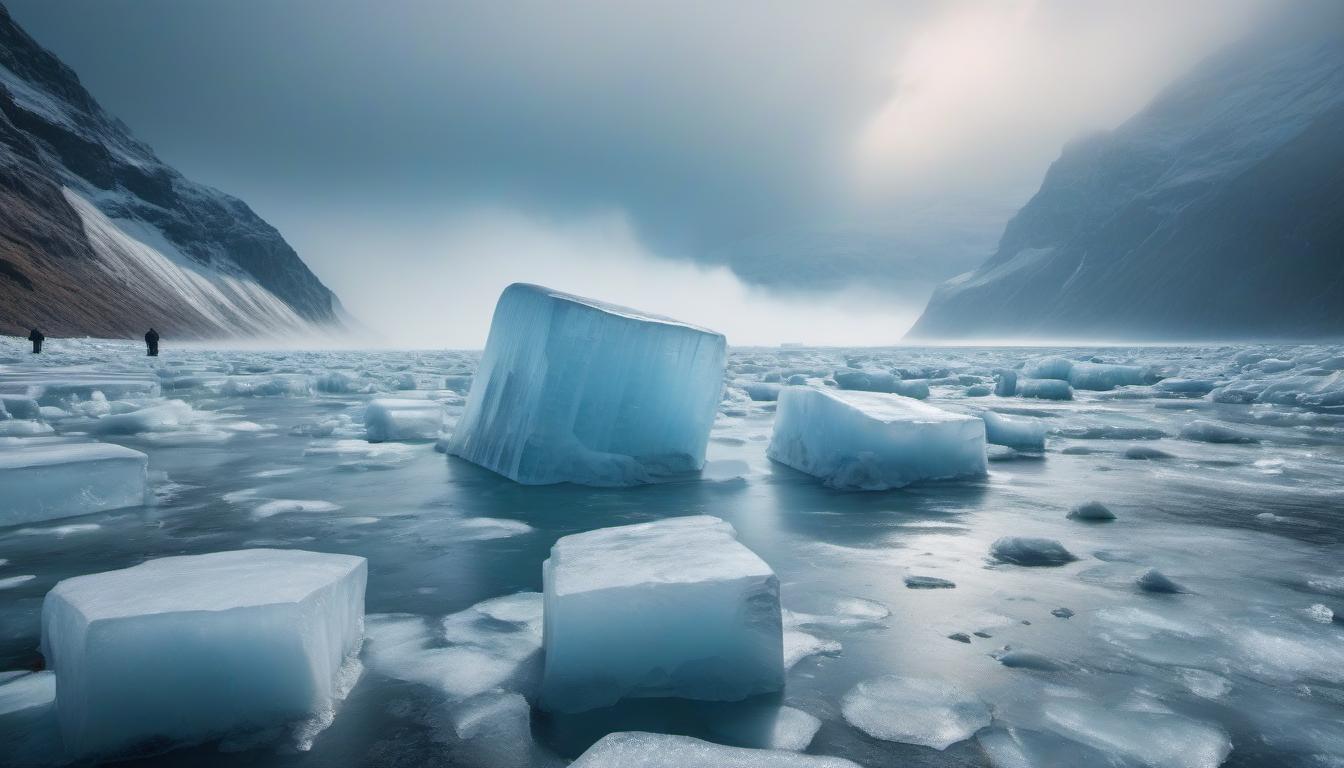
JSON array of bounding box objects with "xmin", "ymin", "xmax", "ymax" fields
[
  {"xmin": 40, "ymin": 549, "xmax": 367, "ymax": 758},
  {"xmin": 364, "ymin": 398, "xmax": 444, "ymax": 442},
  {"xmin": 540, "ymin": 516, "xmax": 783, "ymax": 712},
  {"xmin": 767, "ymin": 387, "xmax": 987, "ymax": 491},
  {"xmin": 448, "ymin": 284, "xmax": 727, "ymax": 486},
  {"xmin": 0, "ymin": 441, "xmax": 147, "ymax": 526}
]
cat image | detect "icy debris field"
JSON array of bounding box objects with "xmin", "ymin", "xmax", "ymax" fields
[{"xmin": 1, "ymin": 337, "xmax": 1343, "ymax": 767}]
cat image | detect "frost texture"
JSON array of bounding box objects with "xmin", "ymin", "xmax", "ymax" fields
[
  {"xmin": 541, "ymin": 516, "xmax": 783, "ymax": 712},
  {"xmin": 448, "ymin": 283, "xmax": 726, "ymax": 485}
]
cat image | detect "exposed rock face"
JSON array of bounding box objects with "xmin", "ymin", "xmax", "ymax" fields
[
  {"xmin": 908, "ymin": 14, "xmax": 1344, "ymax": 341},
  {"xmin": 0, "ymin": 3, "xmax": 343, "ymax": 338}
]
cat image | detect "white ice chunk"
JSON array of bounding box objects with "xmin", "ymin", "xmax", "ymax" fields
[
  {"xmin": 89, "ymin": 399, "xmax": 194, "ymax": 435},
  {"xmin": 540, "ymin": 516, "xmax": 783, "ymax": 712},
  {"xmin": 571, "ymin": 732, "xmax": 861, "ymax": 767},
  {"xmin": 1066, "ymin": 362, "xmax": 1156, "ymax": 391},
  {"xmin": 0, "ymin": 671, "xmax": 61, "ymax": 767},
  {"xmin": 767, "ymin": 387, "xmax": 987, "ymax": 490},
  {"xmin": 221, "ymin": 375, "xmax": 311, "ymax": 397},
  {"xmin": 1042, "ymin": 700, "xmax": 1231, "ymax": 768},
  {"xmin": 1017, "ymin": 378, "xmax": 1073, "ymax": 400},
  {"xmin": 448, "ymin": 283, "xmax": 727, "ymax": 486},
  {"xmin": 364, "ymin": 593, "xmax": 544, "ymax": 701},
  {"xmin": 981, "ymin": 411, "xmax": 1046, "ymax": 452},
  {"xmin": 40, "ymin": 549, "xmax": 366, "ymax": 758},
  {"xmin": 364, "ymin": 398, "xmax": 443, "ymax": 442},
  {"xmin": 0, "ymin": 441, "xmax": 147, "ymax": 526},
  {"xmin": 448, "ymin": 691, "xmax": 534, "ymax": 768},
  {"xmin": 841, "ymin": 676, "xmax": 990, "ymax": 750},
  {"xmin": 1021, "ymin": 356, "xmax": 1073, "ymax": 380}
]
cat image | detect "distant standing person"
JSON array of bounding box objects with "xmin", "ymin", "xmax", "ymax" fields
[
  {"xmin": 145, "ymin": 328, "xmax": 159, "ymax": 357},
  {"xmin": 28, "ymin": 327, "xmax": 43, "ymax": 354}
]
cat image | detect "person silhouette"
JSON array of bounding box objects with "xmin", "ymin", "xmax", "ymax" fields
[
  {"xmin": 145, "ymin": 328, "xmax": 159, "ymax": 357},
  {"xmin": 27, "ymin": 327, "xmax": 43, "ymax": 354}
]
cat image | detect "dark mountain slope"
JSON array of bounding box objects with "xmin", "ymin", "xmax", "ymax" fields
[
  {"xmin": 908, "ymin": 14, "xmax": 1344, "ymax": 341},
  {"xmin": 0, "ymin": 3, "xmax": 343, "ymax": 338}
]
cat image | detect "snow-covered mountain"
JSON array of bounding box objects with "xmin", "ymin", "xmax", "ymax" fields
[
  {"xmin": 908, "ymin": 10, "xmax": 1344, "ymax": 341},
  {"xmin": 0, "ymin": 4, "xmax": 344, "ymax": 339}
]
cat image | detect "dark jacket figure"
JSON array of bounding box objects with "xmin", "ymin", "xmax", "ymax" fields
[
  {"xmin": 145, "ymin": 328, "xmax": 159, "ymax": 357},
  {"xmin": 27, "ymin": 328, "xmax": 43, "ymax": 354}
]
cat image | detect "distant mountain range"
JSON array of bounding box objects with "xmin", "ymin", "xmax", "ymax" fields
[
  {"xmin": 0, "ymin": 3, "xmax": 343, "ymax": 339},
  {"xmin": 908, "ymin": 10, "xmax": 1344, "ymax": 341}
]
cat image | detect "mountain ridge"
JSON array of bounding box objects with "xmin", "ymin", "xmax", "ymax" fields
[
  {"xmin": 907, "ymin": 11, "xmax": 1344, "ymax": 341},
  {"xmin": 0, "ymin": 2, "xmax": 343, "ymax": 339}
]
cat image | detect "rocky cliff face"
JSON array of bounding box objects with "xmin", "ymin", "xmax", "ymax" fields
[
  {"xmin": 907, "ymin": 13, "xmax": 1344, "ymax": 341},
  {"xmin": 0, "ymin": 3, "xmax": 343, "ymax": 339}
]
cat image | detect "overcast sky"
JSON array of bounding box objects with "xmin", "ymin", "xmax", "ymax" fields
[{"xmin": 8, "ymin": 0, "xmax": 1271, "ymax": 346}]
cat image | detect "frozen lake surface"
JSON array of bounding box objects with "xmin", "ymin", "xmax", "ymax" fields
[{"xmin": 1, "ymin": 338, "xmax": 1343, "ymax": 767}]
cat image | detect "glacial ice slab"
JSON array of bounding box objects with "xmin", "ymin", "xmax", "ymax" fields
[
  {"xmin": 571, "ymin": 732, "xmax": 861, "ymax": 767},
  {"xmin": 40, "ymin": 548, "xmax": 367, "ymax": 758},
  {"xmin": 540, "ymin": 516, "xmax": 783, "ymax": 712},
  {"xmin": 981, "ymin": 411, "xmax": 1046, "ymax": 452},
  {"xmin": 364, "ymin": 398, "xmax": 443, "ymax": 442},
  {"xmin": 0, "ymin": 441, "xmax": 147, "ymax": 526},
  {"xmin": 447, "ymin": 283, "xmax": 727, "ymax": 486},
  {"xmin": 767, "ymin": 387, "xmax": 987, "ymax": 490}
]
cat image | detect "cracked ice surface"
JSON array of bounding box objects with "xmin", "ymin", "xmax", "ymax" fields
[{"xmin": 0, "ymin": 337, "xmax": 1342, "ymax": 766}]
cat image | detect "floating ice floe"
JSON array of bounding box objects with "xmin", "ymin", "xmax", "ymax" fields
[
  {"xmin": 448, "ymin": 283, "xmax": 727, "ymax": 486},
  {"xmin": 0, "ymin": 441, "xmax": 147, "ymax": 526},
  {"xmin": 1041, "ymin": 700, "xmax": 1231, "ymax": 768},
  {"xmin": 767, "ymin": 387, "xmax": 987, "ymax": 491},
  {"xmin": 841, "ymin": 675, "xmax": 990, "ymax": 750},
  {"xmin": 40, "ymin": 548, "xmax": 366, "ymax": 758},
  {"xmin": 540, "ymin": 516, "xmax": 783, "ymax": 712},
  {"xmin": 364, "ymin": 592, "xmax": 543, "ymax": 700},
  {"xmin": 364, "ymin": 398, "xmax": 444, "ymax": 442},
  {"xmin": 570, "ymin": 732, "xmax": 860, "ymax": 767},
  {"xmin": 980, "ymin": 411, "xmax": 1046, "ymax": 452}
]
